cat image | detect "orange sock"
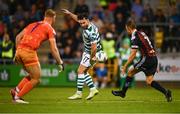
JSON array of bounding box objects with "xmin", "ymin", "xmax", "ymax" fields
[
  {"xmin": 17, "ymin": 81, "xmax": 33, "ymax": 97},
  {"xmin": 17, "ymin": 76, "xmax": 31, "ymax": 91}
]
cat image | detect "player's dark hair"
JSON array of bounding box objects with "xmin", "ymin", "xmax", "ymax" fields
[
  {"xmin": 77, "ymin": 12, "xmax": 89, "ymax": 20},
  {"xmin": 77, "ymin": 5, "xmax": 89, "ymax": 20},
  {"xmin": 45, "ymin": 9, "xmax": 56, "ymax": 17},
  {"xmin": 126, "ymin": 19, "xmax": 136, "ymax": 29}
]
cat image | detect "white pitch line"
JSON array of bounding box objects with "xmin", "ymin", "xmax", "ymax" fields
[{"xmin": 0, "ymin": 100, "xmax": 180, "ymax": 105}]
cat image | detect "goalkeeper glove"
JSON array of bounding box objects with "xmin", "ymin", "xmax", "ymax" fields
[{"xmin": 58, "ymin": 64, "xmax": 64, "ymax": 72}]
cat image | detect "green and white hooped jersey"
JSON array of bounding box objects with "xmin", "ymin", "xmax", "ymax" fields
[{"xmin": 82, "ymin": 23, "xmax": 102, "ymax": 54}]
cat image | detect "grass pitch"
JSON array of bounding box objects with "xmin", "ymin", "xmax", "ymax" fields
[{"xmin": 0, "ymin": 87, "xmax": 180, "ymax": 113}]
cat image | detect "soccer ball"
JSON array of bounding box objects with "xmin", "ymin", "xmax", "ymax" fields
[{"xmin": 96, "ymin": 51, "xmax": 108, "ymax": 62}]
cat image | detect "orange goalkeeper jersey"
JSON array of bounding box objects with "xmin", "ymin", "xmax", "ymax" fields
[{"xmin": 18, "ymin": 21, "xmax": 56, "ymax": 50}]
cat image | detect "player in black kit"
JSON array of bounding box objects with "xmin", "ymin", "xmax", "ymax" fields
[{"xmin": 112, "ymin": 20, "xmax": 172, "ymax": 102}]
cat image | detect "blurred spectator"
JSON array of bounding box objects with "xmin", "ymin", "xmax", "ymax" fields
[
  {"xmin": 62, "ymin": 46, "xmax": 73, "ymax": 59},
  {"xmin": 108, "ymin": 23, "xmax": 118, "ymax": 39},
  {"xmin": 142, "ymin": 3, "xmax": 154, "ymax": 22},
  {"xmin": 108, "ymin": 0, "xmax": 117, "ymax": 11},
  {"xmin": 1, "ymin": 0, "xmax": 180, "ymax": 65},
  {"xmin": 14, "ymin": 5, "xmax": 24, "ymax": 21},
  {"xmin": 139, "ymin": 15, "xmax": 153, "ymax": 37},
  {"xmin": 128, "ymin": 11, "xmax": 138, "ymax": 23},
  {"xmin": 92, "ymin": 5, "xmax": 104, "ymax": 20},
  {"xmin": 2, "ymin": 11, "xmax": 11, "ymax": 27},
  {"xmin": 114, "ymin": 12, "xmax": 126, "ymax": 34},
  {"xmin": 45, "ymin": 0, "xmax": 58, "ymax": 9},
  {"xmin": 0, "ymin": 21, "xmax": 5, "ymax": 38},
  {"xmin": 30, "ymin": 4, "xmax": 42, "ymax": 21},
  {"xmin": 1, "ymin": 33, "xmax": 14, "ymax": 64},
  {"xmin": 74, "ymin": 31, "xmax": 83, "ymax": 49},
  {"xmin": 68, "ymin": 19, "xmax": 79, "ymax": 37},
  {"xmin": 102, "ymin": 32, "xmax": 116, "ymax": 62},
  {"xmin": 131, "ymin": 0, "xmax": 143, "ymax": 22},
  {"xmin": 113, "ymin": 0, "xmax": 128, "ymax": 34},
  {"xmin": 154, "ymin": 8, "xmax": 166, "ymax": 22},
  {"xmin": 114, "ymin": 0, "xmax": 129, "ymax": 21},
  {"xmin": 74, "ymin": 0, "xmax": 89, "ymax": 14},
  {"xmin": 103, "ymin": 7, "xmax": 114, "ymax": 24},
  {"xmin": 0, "ymin": 0, "xmax": 9, "ymax": 13},
  {"xmin": 92, "ymin": 13, "xmax": 104, "ymax": 29},
  {"xmin": 94, "ymin": 63, "xmax": 108, "ymax": 88},
  {"xmin": 162, "ymin": 19, "xmax": 180, "ymax": 53},
  {"xmin": 74, "ymin": 50, "xmax": 82, "ymax": 59},
  {"xmin": 56, "ymin": 30, "xmax": 63, "ymax": 49},
  {"xmin": 99, "ymin": 0, "xmax": 108, "ymax": 9},
  {"xmin": 24, "ymin": 11, "xmax": 31, "ymax": 25},
  {"xmin": 18, "ymin": 20, "xmax": 26, "ymax": 32},
  {"xmin": 169, "ymin": 4, "xmax": 180, "ymax": 23}
]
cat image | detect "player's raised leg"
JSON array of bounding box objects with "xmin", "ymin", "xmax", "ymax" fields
[
  {"xmin": 146, "ymin": 75, "xmax": 172, "ymax": 102},
  {"xmin": 112, "ymin": 68, "xmax": 140, "ymax": 98}
]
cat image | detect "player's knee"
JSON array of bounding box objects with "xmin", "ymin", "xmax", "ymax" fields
[
  {"xmin": 30, "ymin": 78, "xmax": 40, "ymax": 86},
  {"xmin": 35, "ymin": 79, "xmax": 40, "ymax": 85},
  {"xmin": 77, "ymin": 69, "xmax": 84, "ymax": 74},
  {"xmin": 30, "ymin": 72, "xmax": 41, "ymax": 84},
  {"xmin": 146, "ymin": 78, "xmax": 153, "ymax": 85},
  {"xmin": 33, "ymin": 72, "xmax": 41, "ymax": 79}
]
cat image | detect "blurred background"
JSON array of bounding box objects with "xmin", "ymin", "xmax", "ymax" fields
[{"xmin": 0, "ymin": 0, "xmax": 180, "ymax": 88}]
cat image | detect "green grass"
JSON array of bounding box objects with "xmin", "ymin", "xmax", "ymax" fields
[{"xmin": 0, "ymin": 87, "xmax": 180, "ymax": 113}]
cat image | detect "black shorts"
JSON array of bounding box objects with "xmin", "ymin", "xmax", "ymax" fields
[{"xmin": 134, "ymin": 56, "xmax": 158, "ymax": 76}]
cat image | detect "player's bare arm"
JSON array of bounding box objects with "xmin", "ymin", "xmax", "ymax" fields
[
  {"xmin": 121, "ymin": 49, "xmax": 137, "ymax": 75},
  {"xmin": 49, "ymin": 38, "xmax": 64, "ymax": 72},
  {"xmin": 91, "ymin": 43, "xmax": 97, "ymax": 61},
  {"xmin": 15, "ymin": 29, "xmax": 24, "ymax": 48},
  {"xmin": 61, "ymin": 9, "xmax": 78, "ymax": 22}
]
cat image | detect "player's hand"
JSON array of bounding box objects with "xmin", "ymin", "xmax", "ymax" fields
[
  {"xmin": 92, "ymin": 56, "xmax": 97, "ymax": 61},
  {"xmin": 61, "ymin": 9, "xmax": 71, "ymax": 15},
  {"xmin": 58, "ymin": 64, "xmax": 64, "ymax": 72},
  {"xmin": 121, "ymin": 66, "xmax": 126, "ymax": 76}
]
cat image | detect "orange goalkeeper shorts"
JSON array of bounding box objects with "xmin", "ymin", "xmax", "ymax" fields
[{"xmin": 14, "ymin": 48, "xmax": 39, "ymax": 67}]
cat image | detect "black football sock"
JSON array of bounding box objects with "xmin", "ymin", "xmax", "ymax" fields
[
  {"xmin": 151, "ymin": 81, "xmax": 167, "ymax": 95},
  {"xmin": 122, "ymin": 76, "xmax": 133, "ymax": 94}
]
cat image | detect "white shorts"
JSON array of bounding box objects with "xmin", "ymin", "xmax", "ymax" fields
[{"xmin": 80, "ymin": 52, "xmax": 91, "ymax": 67}]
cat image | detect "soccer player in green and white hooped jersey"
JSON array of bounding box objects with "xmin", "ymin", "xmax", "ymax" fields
[
  {"xmin": 83, "ymin": 23, "xmax": 102, "ymax": 54},
  {"xmin": 62, "ymin": 9, "xmax": 103, "ymax": 100}
]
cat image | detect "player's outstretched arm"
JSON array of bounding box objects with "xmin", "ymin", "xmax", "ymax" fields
[
  {"xmin": 121, "ymin": 49, "xmax": 137, "ymax": 74},
  {"xmin": 61, "ymin": 9, "xmax": 78, "ymax": 22},
  {"xmin": 49, "ymin": 38, "xmax": 64, "ymax": 72}
]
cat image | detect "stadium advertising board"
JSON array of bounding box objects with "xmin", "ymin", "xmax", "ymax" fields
[
  {"xmin": 0, "ymin": 64, "xmax": 78, "ymax": 86},
  {"xmin": 135, "ymin": 58, "xmax": 180, "ymax": 81}
]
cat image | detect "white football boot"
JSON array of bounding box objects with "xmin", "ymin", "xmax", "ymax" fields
[
  {"xmin": 68, "ymin": 92, "xmax": 82, "ymax": 100},
  {"xmin": 10, "ymin": 88, "xmax": 29, "ymax": 104},
  {"xmin": 86, "ymin": 88, "xmax": 99, "ymax": 100}
]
